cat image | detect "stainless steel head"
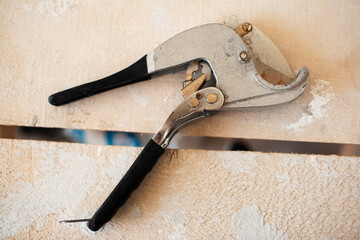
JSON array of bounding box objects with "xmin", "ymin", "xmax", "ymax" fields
[{"xmin": 146, "ymin": 23, "xmax": 309, "ymax": 109}]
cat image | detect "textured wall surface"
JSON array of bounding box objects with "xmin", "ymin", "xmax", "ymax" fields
[
  {"xmin": 0, "ymin": 0, "xmax": 359, "ymax": 143},
  {"xmin": 1, "ymin": 1, "xmax": 359, "ymax": 239},
  {"xmin": 1, "ymin": 140, "xmax": 359, "ymax": 239}
]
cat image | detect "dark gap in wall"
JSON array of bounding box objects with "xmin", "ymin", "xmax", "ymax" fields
[{"xmin": 1, "ymin": 125, "xmax": 359, "ymax": 157}]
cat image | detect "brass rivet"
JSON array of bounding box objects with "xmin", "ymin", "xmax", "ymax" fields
[
  {"xmin": 189, "ymin": 98, "xmax": 199, "ymax": 108},
  {"xmin": 242, "ymin": 22, "xmax": 252, "ymax": 32},
  {"xmin": 206, "ymin": 93, "xmax": 217, "ymax": 104}
]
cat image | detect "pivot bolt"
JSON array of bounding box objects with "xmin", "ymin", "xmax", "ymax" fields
[
  {"xmin": 189, "ymin": 98, "xmax": 199, "ymax": 108},
  {"xmin": 242, "ymin": 22, "xmax": 252, "ymax": 32},
  {"xmin": 239, "ymin": 51, "xmax": 249, "ymax": 62},
  {"xmin": 206, "ymin": 93, "xmax": 217, "ymax": 104}
]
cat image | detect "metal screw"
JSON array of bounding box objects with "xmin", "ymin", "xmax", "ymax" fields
[
  {"xmin": 206, "ymin": 93, "xmax": 217, "ymax": 104},
  {"xmin": 242, "ymin": 22, "xmax": 252, "ymax": 32},
  {"xmin": 189, "ymin": 98, "xmax": 199, "ymax": 108},
  {"xmin": 239, "ymin": 51, "xmax": 249, "ymax": 62}
]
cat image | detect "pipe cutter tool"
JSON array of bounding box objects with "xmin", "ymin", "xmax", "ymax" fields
[{"xmin": 51, "ymin": 22, "xmax": 310, "ymax": 231}]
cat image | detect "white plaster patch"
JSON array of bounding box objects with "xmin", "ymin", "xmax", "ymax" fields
[
  {"xmin": 128, "ymin": 86, "xmax": 149, "ymax": 107},
  {"xmin": 23, "ymin": 3, "xmax": 33, "ymax": 11},
  {"xmin": 31, "ymin": 115, "xmax": 38, "ymax": 126},
  {"xmin": 310, "ymin": 156, "xmax": 339, "ymax": 185},
  {"xmin": 148, "ymin": 3, "xmax": 176, "ymax": 39},
  {"xmin": 287, "ymin": 157, "xmax": 301, "ymax": 167},
  {"xmin": 163, "ymin": 94, "xmax": 169, "ymax": 103},
  {"xmin": 0, "ymin": 145, "xmax": 7, "ymax": 160},
  {"xmin": 350, "ymin": 158, "xmax": 359, "ymax": 169},
  {"xmin": 164, "ymin": 210, "xmax": 189, "ymax": 240},
  {"xmin": 231, "ymin": 205, "xmax": 289, "ymax": 240},
  {"xmin": 38, "ymin": 0, "xmax": 74, "ymax": 18},
  {"xmin": 353, "ymin": 188, "xmax": 360, "ymax": 200},
  {"xmin": 0, "ymin": 87, "xmax": 14, "ymax": 103},
  {"xmin": 23, "ymin": 0, "xmax": 74, "ymax": 19},
  {"xmin": 286, "ymin": 79, "xmax": 334, "ymax": 130},
  {"xmin": 221, "ymin": 152, "xmax": 258, "ymax": 175},
  {"xmin": 97, "ymin": 146, "xmax": 103, "ymax": 157},
  {"xmin": 276, "ymin": 172, "xmax": 298, "ymax": 190},
  {"xmin": 197, "ymin": 218, "xmax": 205, "ymax": 226}
]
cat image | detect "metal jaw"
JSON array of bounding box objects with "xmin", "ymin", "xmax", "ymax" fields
[
  {"xmin": 147, "ymin": 23, "xmax": 309, "ymax": 109},
  {"xmin": 153, "ymin": 87, "xmax": 224, "ymax": 148},
  {"xmin": 221, "ymin": 65, "xmax": 310, "ymax": 109}
]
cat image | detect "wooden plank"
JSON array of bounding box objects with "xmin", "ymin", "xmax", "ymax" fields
[
  {"xmin": 1, "ymin": 139, "xmax": 359, "ymax": 239},
  {"xmin": 0, "ymin": 0, "xmax": 359, "ymax": 144}
]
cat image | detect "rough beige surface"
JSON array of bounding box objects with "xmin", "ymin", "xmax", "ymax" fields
[
  {"xmin": 0, "ymin": 0, "xmax": 359, "ymax": 144},
  {"xmin": 1, "ymin": 139, "xmax": 359, "ymax": 239}
]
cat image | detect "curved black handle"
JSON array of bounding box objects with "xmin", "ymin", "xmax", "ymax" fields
[
  {"xmin": 87, "ymin": 139, "xmax": 164, "ymax": 231},
  {"xmin": 48, "ymin": 55, "xmax": 150, "ymax": 106}
]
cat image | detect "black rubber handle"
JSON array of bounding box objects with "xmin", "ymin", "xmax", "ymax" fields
[
  {"xmin": 87, "ymin": 139, "xmax": 164, "ymax": 231},
  {"xmin": 48, "ymin": 55, "xmax": 150, "ymax": 106}
]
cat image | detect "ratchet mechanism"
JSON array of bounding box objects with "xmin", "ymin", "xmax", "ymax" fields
[{"xmin": 52, "ymin": 22, "xmax": 309, "ymax": 231}]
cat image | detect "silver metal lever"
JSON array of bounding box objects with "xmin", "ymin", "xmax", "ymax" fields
[{"xmin": 153, "ymin": 87, "xmax": 224, "ymax": 148}]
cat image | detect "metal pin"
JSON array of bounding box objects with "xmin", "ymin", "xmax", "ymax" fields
[
  {"xmin": 60, "ymin": 218, "xmax": 92, "ymax": 223},
  {"xmin": 239, "ymin": 51, "xmax": 249, "ymax": 63}
]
